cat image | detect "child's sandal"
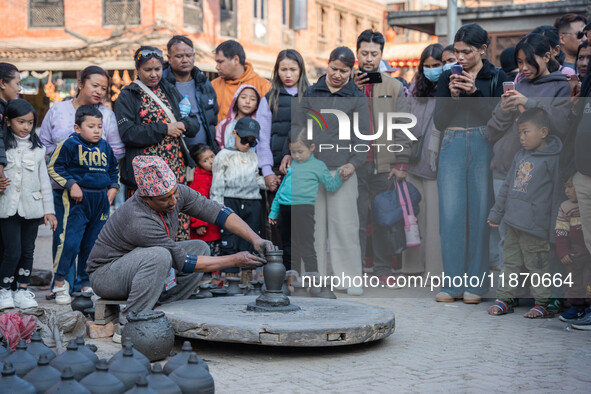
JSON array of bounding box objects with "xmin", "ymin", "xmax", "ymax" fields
[
  {"xmin": 488, "ymin": 299, "xmax": 514, "ymax": 316},
  {"xmin": 525, "ymin": 305, "xmax": 554, "ymax": 319}
]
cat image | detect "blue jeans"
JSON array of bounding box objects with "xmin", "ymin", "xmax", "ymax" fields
[
  {"xmin": 437, "ymin": 127, "xmax": 493, "ymax": 296},
  {"xmin": 490, "ymin": 178, "xmax": 507, "ymax": 270}
]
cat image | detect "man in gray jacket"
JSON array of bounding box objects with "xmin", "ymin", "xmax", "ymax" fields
[{"xmin": 87, "ymin": 156, "xmax": 269, "ymax": 341}]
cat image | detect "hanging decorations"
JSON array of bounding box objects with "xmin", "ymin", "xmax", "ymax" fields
[
  {"xmin": 44, "ymin": 71, "xmax": 60, "ymax": 102},
  {"xmin": 31, "ymin": 71, "xmax": 50, "ymax": 79}
]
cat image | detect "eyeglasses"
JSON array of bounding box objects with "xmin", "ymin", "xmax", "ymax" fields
[
  {"xmin": 136, "ymin": 48, "xmax": 163, "ymax": 62},
  {"xmin": 240, "ymin": 137, "xmax": 257, "ymax": 147},
  {"xmin": 560, "ymin": 31, "xmax": 586, "ymax": 40}
]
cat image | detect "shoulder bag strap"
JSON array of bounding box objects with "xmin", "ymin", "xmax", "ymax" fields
[
  {"xmin": 134, "ymin": 80, "xmax": 177, "ymax": 123},
  {"xmin": 134, "ymin": 80, "xmax": 194, "ymax": 168},
  {"xmin": 396, "ymin": 181, "xmax": 410, "ymax": 227},
  {"xmin": 402, "ymin": 181, "xmax": 415, "ymax": 217}
]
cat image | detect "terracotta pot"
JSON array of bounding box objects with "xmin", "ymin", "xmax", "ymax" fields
[{"xmin": 122, "ymin": 311, "xmax": 175, "ymax": 362}]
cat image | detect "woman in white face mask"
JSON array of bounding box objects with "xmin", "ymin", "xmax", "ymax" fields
[
  {"xmin": 442, "ymin": 44, "xmax": 458, "ymax": 72},
  {"xmin": 402, "ymin": 44, "xmax": 445, "ymax": 278}
]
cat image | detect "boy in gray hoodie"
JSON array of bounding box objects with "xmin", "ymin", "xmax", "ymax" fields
[{"xmin": 487, "ymin": 108, "xmax": 563, "ymax": 318}]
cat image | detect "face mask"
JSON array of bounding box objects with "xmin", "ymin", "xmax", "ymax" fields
[
  {"xmin": 443, "ymin": 62, "xmax": 457, "ymax": 72},
  {"xmin": 424, "ymin": 66, "xmax": 443, "ymax": 82}
]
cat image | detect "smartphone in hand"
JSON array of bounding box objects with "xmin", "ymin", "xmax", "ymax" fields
[
  {"xmin": 451, "ymin": 64, "xmax": 463, "ymax": 75},
  {"xmin": 503, "ymin": 81, "xmax": 515, "ymax": 94}
]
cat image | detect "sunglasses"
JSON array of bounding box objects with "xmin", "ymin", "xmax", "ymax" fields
[
  {"xmin": 240, "ymin": 137, "xmax": 257, "ymax": 147},
  {"xmin": 136, "ymin": 48, "xmax": 163, "ymax": 62},
  {"xmin": 577, "ymin": 30, "xmax": 588, "ymax": 39}
]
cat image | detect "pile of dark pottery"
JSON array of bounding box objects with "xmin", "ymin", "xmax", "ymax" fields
[{"xmin": 0, "ymin": 332, "xmax": 214, "ymax": 394}]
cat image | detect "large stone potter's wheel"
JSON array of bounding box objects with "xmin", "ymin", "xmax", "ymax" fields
[{"xmin": 156, "ymin": 296, "xmax": 395, "ymax": 347}]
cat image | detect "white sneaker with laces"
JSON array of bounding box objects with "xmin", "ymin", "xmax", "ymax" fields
[
  {"xmin": 13, "ymin": 288, "xmax": 38, "ymax": 309},
  {"xmin": 54, "ymin": 282, "xmax": 72, "ymax": 305},
  {"xmin": 0, "ymin": 288, "xmax": 15, "ymax": 310}
]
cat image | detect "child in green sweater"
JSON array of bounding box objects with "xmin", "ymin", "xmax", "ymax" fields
[{"xmin": 268, "ymin": 129, "xmax": 343, "ymax": 273}]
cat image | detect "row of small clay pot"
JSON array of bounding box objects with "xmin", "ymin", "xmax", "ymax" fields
[{"xmin": 0, "ymin": 335, "xmax": 214, "ymax": 394}]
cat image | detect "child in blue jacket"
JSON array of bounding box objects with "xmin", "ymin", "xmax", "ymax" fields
[{"xmin": 48, "ymin": 105, "xmax": 119, "ymax": 304}]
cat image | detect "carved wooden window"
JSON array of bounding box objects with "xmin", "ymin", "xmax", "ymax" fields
[
  {"xmin": 184, "ymin": 0, "xmax": 203, "ymax": 32},
  {"xmin": 29, "ymin": 0, "xmax": 64, "ymax": 28},
  {"xmin": 103, "ymin": 0, "xmax": 141, "ymax": 26},
  {"xmin": 220, "ymin": 0, "xmax": 237, "ymax": 37}
]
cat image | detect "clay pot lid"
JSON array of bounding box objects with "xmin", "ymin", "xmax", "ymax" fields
[
  {"xmin": 16, "ymin": 339, "xmax": 27, "ymax": 350},
  {"xmin": 66, "ymin": 339, "xmax": 78, "ymax": 351},
  {"xmin": 37, "ymin": 354, "xmax": 50, "ymax": 366},
  {"xmin": 95, "ymin": 359, "xmax": 109, "ymax": 371},
  {"xmin": 151, "ymin": 363, "xmax": 164, "ymax": 374},
  {"xmin": 2, "ymin": 362, "xmax": 16, "ymax": 376},
  {"xmin": 61, "ymin": 367, "xmax": 76, "ymax": 380}
]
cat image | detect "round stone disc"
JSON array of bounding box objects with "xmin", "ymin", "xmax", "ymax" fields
[{"xmin": 156, "ymin": 296, "xmax": 395, "ymax": 347}]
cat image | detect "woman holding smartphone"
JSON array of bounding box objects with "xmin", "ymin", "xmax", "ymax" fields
[
  {"xmin": 433, "ymin": 23, "xmax": 507, "ymax": 304},
  {"xmin": 487, "ymin": 33, "xmax": 572, "ymax": 313}
]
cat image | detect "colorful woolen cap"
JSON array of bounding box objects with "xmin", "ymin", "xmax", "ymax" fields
[{"xmin": 132, "ymin": 155, "xmax": 177, "ymax": 197}]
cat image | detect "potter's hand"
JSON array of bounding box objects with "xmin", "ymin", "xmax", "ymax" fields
[
  {"xmin": 235, "ymin": 251, "xmax": 266, "ymax": 268},
  {"xmin": 254, "ymin": 239, "xmax": 276, "ymax": 260}
]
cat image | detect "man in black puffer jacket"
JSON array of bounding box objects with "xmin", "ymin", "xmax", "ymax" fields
[{"xmin": 163, "ymin": 36, "xmax": 219, "ymax": 152}]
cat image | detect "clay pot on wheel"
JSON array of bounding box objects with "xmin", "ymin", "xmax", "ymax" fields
[{"xmin": 122, "ymin": 311, "xmax": 175, "ymax": 362}]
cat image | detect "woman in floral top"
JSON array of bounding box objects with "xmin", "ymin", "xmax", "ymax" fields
[{"xmin": 115, "ymin": 46, "xmax": 200, "ymax": 240}]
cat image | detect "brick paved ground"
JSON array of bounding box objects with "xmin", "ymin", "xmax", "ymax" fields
[{"xmin": 28, "ymin": 225, "xmax": 591, "ymax": 393}]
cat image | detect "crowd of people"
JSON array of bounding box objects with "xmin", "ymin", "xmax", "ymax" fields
[{"xmin": 0, "ymin": 13, "xmax": 591, "ymax": 336}]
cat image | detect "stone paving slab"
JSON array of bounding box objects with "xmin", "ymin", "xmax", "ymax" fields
[{"xmin": 25, "ymin": 225, "xmax": 591, "ymax": 392}]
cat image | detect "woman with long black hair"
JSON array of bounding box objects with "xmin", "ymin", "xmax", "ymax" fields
[{"xmin": 434, "ymin": 23, "xmax": 507, "ymax": 304}]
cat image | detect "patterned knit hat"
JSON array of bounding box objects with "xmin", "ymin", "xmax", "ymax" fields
[{"xmin": 133, "ymin": 156, "xmax": 177, "ymax": 197}]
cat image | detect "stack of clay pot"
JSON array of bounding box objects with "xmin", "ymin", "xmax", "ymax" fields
[{"xmin": 0, "ymin": 331, "xmax": 216, "ymax": 393}]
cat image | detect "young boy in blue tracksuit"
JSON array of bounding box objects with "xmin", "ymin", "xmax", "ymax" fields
[{"xmin": 48, "ymin": 105, "xmax": 119, "ymax": 304}]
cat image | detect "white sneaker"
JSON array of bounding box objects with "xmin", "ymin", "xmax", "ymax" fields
[
  {"xmin": 0, "ymin": 288, "xmax": 15, "ymax": 310},
  {"xmin": 13, "ymin": 288, "xmax": 38, "ymax": 309},
  {"xmin": 347, "ymin": 286, "xmax": 364, "ymax": 296},
  {"xmin": 112, "ymin": 323, "xmax": 124, "ymax": 344},
  {"xmin": 54, "ymin": 282, "xmax": 72, "ymax": 305}
]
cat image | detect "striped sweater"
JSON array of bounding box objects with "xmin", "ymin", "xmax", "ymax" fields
[
  {"xmin": 555, "ymin": 199, "xmax": 591, "ymax": 262},
  {"xmin": 210, "ymin": 148, "xmax": 265, "ymax": 204}
]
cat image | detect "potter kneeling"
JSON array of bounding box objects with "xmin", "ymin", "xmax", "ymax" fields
[{"xmin": 86, "ymin": 156, "xmax": 269, "ymax": 341}]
